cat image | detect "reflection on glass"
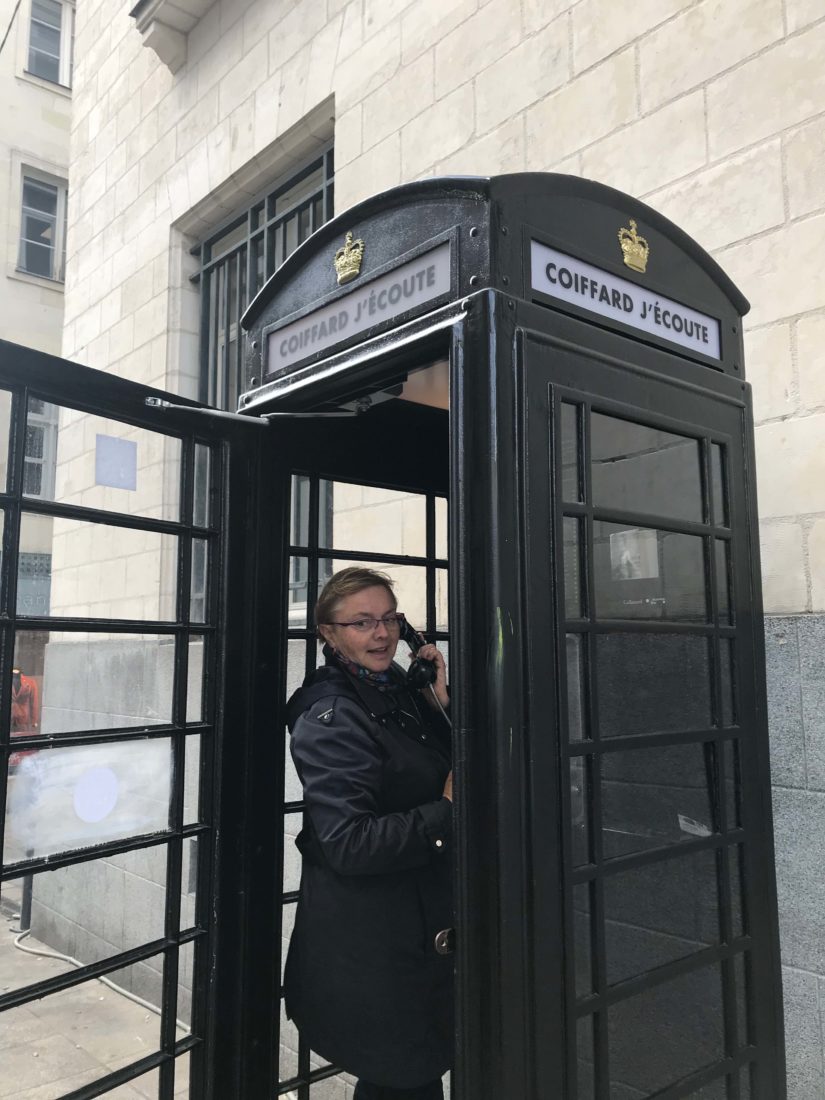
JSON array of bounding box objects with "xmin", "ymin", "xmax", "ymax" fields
[
  {"xmin": 178, "ymin": 940, "xmax": 195, "ymax": 1035},
  {"xmin": 320, "ymin": 480, "xmax": 427, "ymax": 557},
  {"xmin": 193, "ymin": 444, "xmax": 212, "ymax": 528},
  {"xmin": 730, "ymin": 845, "xmax": 746, "ymax": 938},
  {"xmin": 176, "ymin": 1052, "xmax": 191, "ymax": 1096},
  {"xmin": 183, "ymin": 735, "xmax": 201, "ymax": 825},
  {"xmin": 719, "ymin": 638, "xmax": 736, "ymax": 727},
  {"xmin": 0, "ymin": 845, "xmax": 167, "ymax": 988},
  {"xmin": 723, "ymin": 740, "xmax": 741, "ymax": 830},
  {"xmin": 594, "ymin": 521, "xmax": 707, "ymax": 622},
  {"xmin": 187, "ymin": 635, "xmax": 205, "ymax": 724},
  {"xmin": 13, "ymin": 630, "xmax": 175, "ymax": 736},
  {"xmin": 0, "ymin": 387, "xmax": 11, "ymax": 491},
  {"xmin": 604, "ymin": 850, "xmax": 720, "ymax": 985},
  {"xmin": 0, "ymin": 957, "xmax": 163, "ymax": 1095},
  {"xmin": 597, "ymin": 634, "xmax": 712, "ymax": 738},
  {"xmin": 564, "ymin": 516, "xmax": 583, "ymax": 619},
  {"xmin": 18, "ymin": 513, "xmax": 178, "ymax": 621},
  {"xmin": 608, "ymin": 964, "xmax": 724, "ymax": 1096},
  {"xmin": 601, "ymin": 741, "xmax": 716, "ymax": 859},
  {"xmin": 734, "ymin": 951, "xmax": 750, "ymax": 1049},
  {"xmin": 27, "ymin": 402, "xmax": 182, "ymax": 521},
  {"xmin": 571, "ymin": 757, "xmax": 591, "ymax": 867},
  {"xmin": 577, "ymin": 1014, "xmax": 595, "ymax": 1100},
  {"xmin": 566, "ymin": 634, "xmax": 586, "ymax": 741},
  {"xmin": 591, "ymin": 413, "xmax": 702, "ymax": 524},
  {"xmin": 574, "ymin": 882, "xmax": 593, "ymax": 999},
  {"xmin": 191, "ymin": 538, "xmax": 208, "ymax": 623},
  {"xmin": 711, "ymin": 443, "xmax": 728, "ymax": 527},
  {"xmin": 715, "ymin": 540, "xmax": 732, "ymax": 624},
  {"xmin": 4, "ymin": 738, "xmax": 172, "ymax": 863}
]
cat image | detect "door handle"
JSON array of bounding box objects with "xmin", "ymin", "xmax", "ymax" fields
[{"xmin": 434, "ymin": 928, "xmax": 455, "ymax": 955}]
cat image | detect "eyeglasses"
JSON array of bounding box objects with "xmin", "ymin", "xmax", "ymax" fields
[{"xmin": 325, "ymin": 613, "xmax": 406, "ymax": 634}]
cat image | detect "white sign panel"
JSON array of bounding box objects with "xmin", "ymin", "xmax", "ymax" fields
[
  {"xmin": 267, "ymin": 242, "xmax": 452, "ymax": 376},
  {"xmin": 530, "ymin": 240, "xmax": 721, "ymax": 360}
]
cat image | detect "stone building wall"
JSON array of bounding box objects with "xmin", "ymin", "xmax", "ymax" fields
[{"xmin": 58, "ymin": 0, "xmax": 825, "ymax": 1095}]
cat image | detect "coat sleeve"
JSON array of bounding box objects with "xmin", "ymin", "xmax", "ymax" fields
[{"xmin": 290, "ymin": 695, "xmax": 451, "ymax": 876}]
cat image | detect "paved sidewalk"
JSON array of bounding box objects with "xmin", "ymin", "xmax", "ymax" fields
[{"xmin": 0, "ymin": 893, "xmax": 188, "ymax": 1100}]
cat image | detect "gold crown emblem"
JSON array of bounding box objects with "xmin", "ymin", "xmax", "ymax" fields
[
  {"xmin": 334, "ymin": 231, "xmax": 365, "ymax": 285},
  {"xmin": 617, "ymin": 219, "xmax": 649, "ymax": 274}
]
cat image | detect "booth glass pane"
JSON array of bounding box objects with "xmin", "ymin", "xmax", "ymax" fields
[
  {"xmin": 17, "ymin": 514, "xmax": 178, "ymax": 621},
  {"xmin": 0, "ymin": 388, "xmax": 11, "ymax": 490},
  {"xmin": 320, "ymin": 480, "xmax": 427, "ymax": 557},
  {"xmin": 435, "ymin": 496, "xmax": 448, "ymax": 559},
  {"xmin": 591, "ymin": 413, "xmax": 702, "ymax": 524},
  {"xmin": 327, "ymin": 560, "xmax": 428, "ymax": 627},
  {"xmin": 178, "ymin": 939, "xmax": 195, "ymax": 1035},
  {"xmin": 4, "ymin": 738, "xmax": 172, "ymax": 863},
  {"xmin": 574, "ymin": 882, "xmax": 593, "ymax": 999},
  {"xmin": 181, "ymin": 837, "xmax": 198, "ymax": 929},
  {"xmin": 734, "ymin": 952, "xmax": 751, "ymax": 1049},
  {"xmin": 26, "ymin": 402, "xmax": 183, "ymax": 522},
  {"xmin": 191, "ymin": 538, "xmax": 208, "ymax": 623},
  {"xmin": 724, "ymin": 740, "xmax": 742, "ymax": 830},
  {"xmin": 290, "ymin": 474, "xmax": 310, "ymax": 545},
  {"xmin": 597, "ymin": 634, "xmax": 712, "ymax": 737},
  {"xmin": 730, "ymin": 845, "xmax": 746, "ymax": 938},
  {"xmin": 577, "ymin": 1014, "xmax": 596, "ymax": 1099},
  {"xmin": 0, "ymin": 956, "xmax": 163, "ymax": 1097},
  {"xmin": 711, "ymin": 443, "xmax": 728, "ymax": 527},
  {"xmin": 187, "ymin": 635, "xmax": 205, "ymax": 723},
  {"xmin": 715, "ymin": 540, "xmax": 732, "ymax": 624},
  {"xmin": 183, "ymin": 734, "xmax": 201, "ymax": 824},
  {"xmin": 566, "ymin": 634, "xmax": 586, "ymax": 741},
  {"xmin": 571, "ymin": 757, "xmax": 591, "ymax": 867},
  {"xmin": 436, "ymin": 568, "xmax": 449, "ymax": 631},
  {"xmin": 719, "ymin": 639, "xmax": 736, "ymax": 727},
  {"xmin": 0, "ymin": 845, "xmax": 168, "ymax": 989},
  {"xmin": 11, "ymin": 631, "xmax": 175, "ymax": 735},
  {"xmin": 283, "ymin": 815, "xmax": 301, "ymax": 894},
  {"xmin": 593, "ymin": 522, "xmax": 707, "ymax": 622},
  {"xmin": 288, "ymin": 556, "xmax": 309, "ymax": 622},
  {"xmin": 604, "ymin": 849, "xmax": 720, "ymax": 985},
  {"xmin": 564, "ymin": 516, "xmax": 583, "ymax": 619},
  {"xmin": 193, "ymin": 443, "xmax": 212, "ymax": 528},
  {"xmin": 601, "ymin": 741, "xmax": 715, "ymax": 858},
  {"xmin": 607, "ymin": 963, "xmax": 724, "ymax": 1096},
  {"xmin": 560, "ymin": 402, "xmax": 582, "ymax": 503}
]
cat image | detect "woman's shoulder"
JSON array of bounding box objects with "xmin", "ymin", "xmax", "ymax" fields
[{"xmin": 286, "ymin": 665, "xmax": 354, "ymax": 731}]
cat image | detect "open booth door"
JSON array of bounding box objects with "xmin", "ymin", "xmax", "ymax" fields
[{"xmin": 0, "ymin": 338, "xmax": 286, "ymax": 1100}]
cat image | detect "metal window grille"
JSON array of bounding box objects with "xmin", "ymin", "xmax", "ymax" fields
[{"xmin": 191, "ymin": 148, "xmax": 335, "ymax": 412}]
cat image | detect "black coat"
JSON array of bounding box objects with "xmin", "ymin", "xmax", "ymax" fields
[{"xmin": 283, "ymin": 658, "xmax": 453, "ymax": 1088}]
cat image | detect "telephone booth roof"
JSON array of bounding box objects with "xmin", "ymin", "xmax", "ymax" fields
[{"xmin": 239, "ymin": 173, "xmax": 750, "ymax": 413}]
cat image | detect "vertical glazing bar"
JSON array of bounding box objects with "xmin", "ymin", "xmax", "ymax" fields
[
  {"xmin": 582, "ymin": 401, "xmax": 609, "ymax": 1099},
  {"xmin": 197, "ymin": 250, "xmax": 211, "ymax": 406},
  {"xmin": 426, "ymin": 493, "xmax": 436, "ymax": 636},
  {"xmin": 233, "ymin": 249, "xmax": 243, "ymax": 408},
  {"xmin": 222, "ymin": 259, "xmax": 232, "ymax": 412}
]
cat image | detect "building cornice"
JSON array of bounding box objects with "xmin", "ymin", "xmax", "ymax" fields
[{"xmin": 129, "ymin": 0, "xmax": 215, "ymax": 73}]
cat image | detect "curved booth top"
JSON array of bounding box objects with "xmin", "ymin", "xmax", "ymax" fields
[{"xmin": 240, "ymin": 173, "xmax": 749, "ymax": 412}]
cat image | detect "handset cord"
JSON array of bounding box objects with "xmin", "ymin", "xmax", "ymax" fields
[{"xmin": 428, "ymin": 684, "xmax": 452, "ymax": 729}]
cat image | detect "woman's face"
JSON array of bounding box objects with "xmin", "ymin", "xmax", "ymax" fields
[{"xmin": 320, "ymin": 585, "xmax": 399, "ymax": 672}]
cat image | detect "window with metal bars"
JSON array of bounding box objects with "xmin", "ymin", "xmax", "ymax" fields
[{"xmin": 191, "ymin": 148, "xmax": 334, "ymax": 412}]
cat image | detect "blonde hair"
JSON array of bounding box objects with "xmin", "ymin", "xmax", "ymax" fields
[{"xmin": 314, "ymin": 567, "xmax": 396, "ymax": 639}]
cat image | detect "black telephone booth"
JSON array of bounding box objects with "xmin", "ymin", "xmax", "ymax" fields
[{"xmin": 0, "ymin": 174, "xmax": 785, "ymax": 1100}]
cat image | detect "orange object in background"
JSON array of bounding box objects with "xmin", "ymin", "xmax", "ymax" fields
[{"xmin": 10, "ymin": 668, "xmax": 40, "ymax": 767}]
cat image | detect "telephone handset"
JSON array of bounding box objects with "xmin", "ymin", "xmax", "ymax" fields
[
  {"xmin": 399, "ymin": 618, "xmax": 451, "ymax": 728},
  {"xmin": 399, "ymin": 617, "xmax": 438, "ymax": 689}
]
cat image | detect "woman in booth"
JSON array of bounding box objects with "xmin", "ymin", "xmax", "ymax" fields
[{"xmin": 284, "ymin": 567, "xmax": 453, "ymax": 1100}]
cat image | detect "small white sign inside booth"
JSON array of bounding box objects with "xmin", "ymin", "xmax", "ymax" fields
[
  {"xmin": 530, "ymin": 241, "xmax": 721, "ymax": 360},
  {"xmin": 267, "ymin": 242, "xmax": 452, "ymax": 377}
]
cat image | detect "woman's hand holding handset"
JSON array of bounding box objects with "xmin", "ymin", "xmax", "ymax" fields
[
  {"xmin": 442, "ymin": 771, "xmax": 453, "ymax": 802},
  {"xmin": 414, "ymin": 642, "xmax": 449, "ymax": 708}
]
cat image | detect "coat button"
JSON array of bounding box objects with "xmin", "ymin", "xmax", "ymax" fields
[
  {"xmin": 420, "ymin": 733, "xmax": 427, "ymax": 741},
  {"xmin": 435, "ymin": 839, "xmax": 443, "ymax": 848}
]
